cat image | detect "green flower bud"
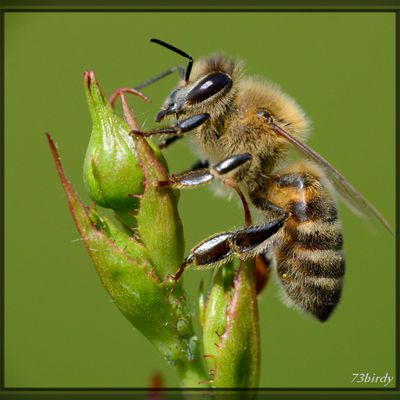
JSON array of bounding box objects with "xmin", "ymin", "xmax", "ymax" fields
[{"xmin": 82, "ymin": 71, "xmax": 164, "ymax": 228}]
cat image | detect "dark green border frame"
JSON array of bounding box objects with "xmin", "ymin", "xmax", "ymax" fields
[
  {"xmin": 0, "ymin": 1, "xmax": 398, "ymax": 400},
  {"xmin": 0, "ymin": 0, "xmax": 400, "ymax": 9}
]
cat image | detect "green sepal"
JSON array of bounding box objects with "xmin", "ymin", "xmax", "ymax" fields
[
  {"xmin": 198, "ymin": 280, "xmax": 205, "ymax": 328},
  {"xmin": 215, "ymin": 259, "xmax": 260, "ymax": 389},
  {"xmin": 202, "ymin": 262, "xmax": 235, "ymax": 364},
  {"xmin": 133, "ymin": 133, "xmax": 184, "ymax": 280},
  {"xmin": 203, "ymin": 260, "xmax": 260, "ymax": 391}
]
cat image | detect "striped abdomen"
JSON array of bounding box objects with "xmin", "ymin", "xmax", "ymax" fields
[{"xmin": 268, "ymin": 164, "xmax": 344, "ymax": 322}]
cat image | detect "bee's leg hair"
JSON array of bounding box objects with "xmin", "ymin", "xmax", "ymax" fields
[
  {"xmin": 158, "ymin": 153, "xmax": 251, "ymax": 189},
  {"xmin": 173, "ymin": 215, "xmax": 287, "ymax": 281}
]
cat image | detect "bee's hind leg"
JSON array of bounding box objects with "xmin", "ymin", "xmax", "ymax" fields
[{"xmin": 172, "ymin": 215, "xmax": 287, "ymax": 281}]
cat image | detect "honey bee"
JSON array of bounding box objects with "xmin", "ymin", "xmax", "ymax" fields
[{"xmin": 134, "ymin": 39, "xmax": 392, "ymax": 322}]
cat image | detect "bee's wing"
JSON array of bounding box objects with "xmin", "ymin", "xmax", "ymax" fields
[{"xmin": 270, "ymin": 122, "xmax": 393, "ymax": 235}]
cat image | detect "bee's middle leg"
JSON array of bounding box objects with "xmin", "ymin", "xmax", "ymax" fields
[
  {"xmin": 158, "ymin": 153, "xmax": 252, "ymax": 189},
  {"xmin": 172, "ymin": 159, "xmax": 210, "ymax": 176},
  {"xmin": 186, "ymin": 159, "xmax": 210, "ymax": 172}
]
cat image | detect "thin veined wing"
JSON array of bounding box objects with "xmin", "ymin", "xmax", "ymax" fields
[{"xmin": 269, "ymin": 121, "xmax": 393, "ymax": 235}]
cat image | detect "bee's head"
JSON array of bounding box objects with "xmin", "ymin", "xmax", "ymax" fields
[{"xmin": 151, "ymin": 39, "xmax": 242, "ymax": 122}]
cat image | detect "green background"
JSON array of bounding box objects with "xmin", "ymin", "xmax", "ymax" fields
[{"xmin": 4, "ymin": 12, "xmax": 396, "ymax": 388}]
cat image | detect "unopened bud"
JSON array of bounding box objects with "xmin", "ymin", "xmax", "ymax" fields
[{"xmin": 83, "ymin": 71, "xmax": 162, "ymax": 228}]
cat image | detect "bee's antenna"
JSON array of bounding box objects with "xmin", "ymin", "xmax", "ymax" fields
[{"xmin": 150, "ymin": 38, "xmax": 193, "ymax": 82}]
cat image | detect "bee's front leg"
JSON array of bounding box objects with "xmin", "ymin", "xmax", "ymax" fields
[{"xmin": 132, "ymin": 113, "xmax": 211, "ymax": 143}]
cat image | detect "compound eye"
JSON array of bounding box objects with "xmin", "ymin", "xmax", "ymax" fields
[{"xmin": 186, "ymin": 72, "xmax": 232, "ymax": 104}]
